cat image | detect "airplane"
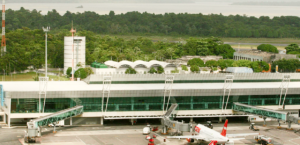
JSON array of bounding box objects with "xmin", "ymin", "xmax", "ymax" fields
[{"xmin": 167, "ymin": 119, "xmax": 258, "ymax": 145}]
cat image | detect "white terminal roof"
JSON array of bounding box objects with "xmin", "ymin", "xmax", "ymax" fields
[
  {"xmin": 0, "ymin": 81, "xmax": 299, "ymax": 92},
  {"xmin": 104, "ymin": 60, "xmax": 175, "ymax": 68}
]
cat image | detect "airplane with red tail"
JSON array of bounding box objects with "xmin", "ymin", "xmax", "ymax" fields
[{"xmin": 167, "ymin": 119, "xmax": 258, "ymax": 145}]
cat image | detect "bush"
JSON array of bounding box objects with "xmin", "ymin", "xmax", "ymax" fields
[
  {"xmin": 66, "ymin": 67, "xmax": 72, "ymax": 77},
  {"xmin": 271, "ymin": 59, "xmax": 300, "ymax": 72},
  {"xmin": 202, "ymin": 68, "xmax": 209, "ymax": 71},
  {"xmin": 157, "ymin": 66, "xmax": 164, "ymax": 74},
  {"xmin": 125, "ymin": 68, "xmax": 137, "ymax": 74},
  {"xmin": 74, "ymin": 68, "xmax": 87, "ymax": 79},
  {"xmin": 171, "ymin": 68, "xmax": 179, "ymax": 73},
  {"xmin": 232, "ymin": 60, "xmax": 252, "ymax": 68},
  {"xmin": 190, "ymin": 65, "xmax": 200, "ymax": 73},
  {"xmin": 257, "ymin": 44, "xmax": 278, "ymax": 53},
  {"xmin": 187, "ymin": 58, "xmax": 205, "ymax": 67},
  {"xmin": 149, "ymin": 67, "xmax": 157, "ymax": 74},
  {"xmin": 84, "ymin": 67, "xmax": 94, "ymax": 75},
  {"xmin": 251, "ymin": 61, "xmax": 270, "ymax": 72},
  {"xmin": 212, "ymin": 67, "xmax": 218, "ymax": 71},
  {"xmin": 218, "ymin": 59, "xmax": 234, "ymax": 70},
  {"xmin": 181, "ymin": 65, "xmax": 188, "ymax": 71}
]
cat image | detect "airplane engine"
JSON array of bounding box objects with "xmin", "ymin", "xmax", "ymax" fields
[{"xmin": 186, "ymin": 138, "xmax": 194, "ymax": 143}]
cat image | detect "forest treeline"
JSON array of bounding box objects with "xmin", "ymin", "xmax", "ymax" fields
[
  {"xmin": 2, "ymin": 8, "xmax": 300, "ymax": 38},
  {"xmin": 0, "ymin": 28, "xmax": 234, "ymax": 72}
]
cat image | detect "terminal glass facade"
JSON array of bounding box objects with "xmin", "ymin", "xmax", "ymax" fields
[{"xmin": 11, "ymin": 95, "xmax": 300, "ymax": 113}]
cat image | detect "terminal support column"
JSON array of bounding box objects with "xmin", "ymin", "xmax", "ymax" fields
[
  {"xmin": 70, "ymin": 117, "xmax": 72, "ymax": 126},
  {"xmin": 100, "ymin": 117, "xmax": 103, "ymax": 125},
  {"xmin": 287, "ymin": 121, "xmax": 292, "ymax": 130},
  {"xmin": 8, "ymin": 115, "xmax": 10, "ymax": 127},
  {"xmin": 263, "ymin": 117, "xmax": 267, "ymax": 127}
]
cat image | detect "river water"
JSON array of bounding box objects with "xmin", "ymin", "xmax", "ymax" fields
[{"xmin": 5, "ymin": 2, "xmax": 300, "ymax": 17}]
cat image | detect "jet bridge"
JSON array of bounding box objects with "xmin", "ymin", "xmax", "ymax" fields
[
  {"xmin": 25, "ymin": 105, "xmax": 83, "ymax": 143},
  {"xmin": 233, "ymin": 103, "xmax": 300, "ymax": 129},
  {"xmin": 162, "ymin": 104, "xmax": 193, "ymax": 134}
]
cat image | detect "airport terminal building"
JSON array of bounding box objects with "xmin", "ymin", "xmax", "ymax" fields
[{"xmin": 1, "ymin": 73, "xmax": 300, "ymax": 126}]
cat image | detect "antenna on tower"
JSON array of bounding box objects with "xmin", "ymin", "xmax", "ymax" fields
[
  {"xmin": 1, "ymin": 0, "xmax": 6, "ymax": 56},
  {"xmin": 70, "ymin": 21, "xmax": 76, "ymax": 81}
]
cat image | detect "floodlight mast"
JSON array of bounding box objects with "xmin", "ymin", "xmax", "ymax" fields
[{"xmin": 42, "ymin": 27, "xmax": 50, "ymax": 78}]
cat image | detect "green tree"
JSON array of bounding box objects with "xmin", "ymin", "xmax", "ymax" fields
[
  {"xmin": 272, "ymin": 59, "xmax": 300, "ymax": 72},
  {"xmin": 125, "ymin": 68, "xmax": 137, "ymax": 74},
  {"xmin": 257, "ymin": 44, "xmax": 278, "ymax": 53},
  {"xmin": 205, "ymin": 60, "xmax": 218, "ymax": 68},
  {"xmin": 187, "ymin": 58, "xmax": 205, "ymax": 67},
  {"xmin": 190, "ymin": 65, "xmax": 199, "ymax": 73},
  {"xmin": 253, "ymin": 30, "xmax": 260, "ymax": 38},
  {"xmin": 285, "ymin": 44, "xmax": 300, "ymax": 54},
  {"xmin": 66, "ymin": 67, "xmax": 72, "ymax": 77},
  {"xmin": 74, "ymin": 68, "xmax": 87, "ymax": 79},
  {"xmin": 214, "ymin": 44, "xmax": 235, "ymax": 59}
]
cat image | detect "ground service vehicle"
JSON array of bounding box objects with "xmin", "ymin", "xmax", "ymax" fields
[
  {"xmin": 143, "ymin": 125, "xmax": 151, "ymax": 135},
  {"xmin": 254, "ymin": 135, "xmax": 273, "ymax": 145},
  {"xmin": 249, "ymin": 123, "xmax": 259, "ymax": 131}
]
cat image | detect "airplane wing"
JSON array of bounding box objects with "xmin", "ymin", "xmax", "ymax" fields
[
  {"xmin": 227, "ymin": 133, "xmax": 259, "ymax": 138},
  {"xmin": 167, "ymin": 135, "xmax": 207, "ymax": 141},
  {"xmin": 229, "ymin": 138, "xmax": 245, "ymax": 141}
]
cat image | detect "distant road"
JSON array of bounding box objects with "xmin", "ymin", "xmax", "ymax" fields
[{"xmin": 224, "ymin": 42, "xmax": 291, "ymax": 47}]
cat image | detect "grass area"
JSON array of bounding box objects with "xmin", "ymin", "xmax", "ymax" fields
[
  {"xmin": 231, "ymin": 45, "xmax": 286, "ymax": 50},
  {"xmin": 0, "ymin": 72, "xmax": 69, "ymax": 81},
  {"xmin": 48, "ymin": 70, "xmax": 63, "ymax": 74},
  {"xmin": 102, "ymin": 34, "xmax": 300, "ymax": 44},
  {"xmin": 221, "ymin": 38, "xmax": 300, "ymax": 44}
]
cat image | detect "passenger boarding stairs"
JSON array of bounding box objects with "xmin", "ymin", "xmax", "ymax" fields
[{"xmin": 25, "ymin": 105, "xmax": 84, "ymax": 143}]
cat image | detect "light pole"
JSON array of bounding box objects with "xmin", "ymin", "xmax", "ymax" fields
[{"xmin": 42, "ymin": 27, "xmax": 50, "ymax": 78}]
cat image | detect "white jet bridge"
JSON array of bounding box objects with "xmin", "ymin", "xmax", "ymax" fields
[{"xmin": 25, "ymin": 105, "xmax": 83, "ymax": 143}]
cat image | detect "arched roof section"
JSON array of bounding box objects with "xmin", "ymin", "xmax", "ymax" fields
[
  {"xmin": 104, "ymin": 60, "xmax": 176, "ymax": 69},
  {"xmin": 149, "ymin": 63, "xmax": 163, "ymax": 68},
  {"xmin": 119, "ymin": 60, "xmax": 135, "ymax": 68},
  {"xmin": 134, "ymin": 60, "xmax": 150, "ymax": 68},
  {"xmin": 165, "ymin": 63, "xmax": 176, "ymax": 68},
  {"xmin": 149, "ymin": 60, "xmax": 170, "ymax": 68},
  {"xmin": 104, "ymin": 61, "xmax": 119, "ymax": 68}
]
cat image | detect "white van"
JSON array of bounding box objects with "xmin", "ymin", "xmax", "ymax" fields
[{"xmin": 143, "ymin": 126, "xmax": 150, "ymax": 135}]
